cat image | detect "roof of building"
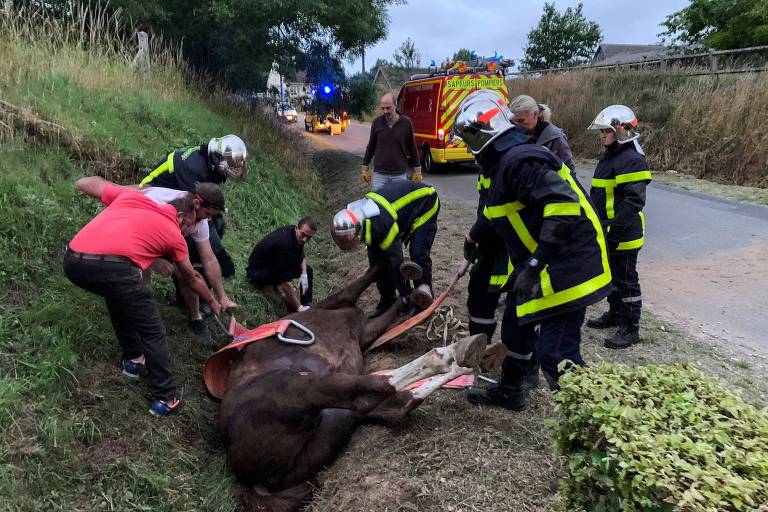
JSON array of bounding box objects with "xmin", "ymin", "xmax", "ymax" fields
[{"xmin": 592, "ymin": 44, "xmax": 671, "ymax": 65}]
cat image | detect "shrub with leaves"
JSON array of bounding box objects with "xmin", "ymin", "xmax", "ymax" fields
[{"xmin": 553, "ymin": 363, "xmax": 768, "ymax": 511}]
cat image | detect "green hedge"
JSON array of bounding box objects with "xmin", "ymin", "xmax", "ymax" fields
[{"xmin": 553, "ymin": 363, "xmax": 768, "ymax": 511}]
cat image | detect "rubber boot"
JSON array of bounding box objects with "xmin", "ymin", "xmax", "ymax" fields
[
  {"xmin": 604, "ymin": 324, "xmax": 640, "ymax": 349},
  {"xmin": 586, "ymin": 311, "xmax": 620, "ymax": 329},
  {"xmin": 466, "ymin": 380, "xmax": 528, "ymax": 411}
]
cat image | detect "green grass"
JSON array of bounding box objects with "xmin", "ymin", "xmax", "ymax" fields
[{"xmin": 0, "ymin": 6, "xmax": 333, "ymax": 510}]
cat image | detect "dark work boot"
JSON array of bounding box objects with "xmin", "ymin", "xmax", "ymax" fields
[
  {"xmin": 466, "ymin": 381, "xmax": 528, "ymax": 411},
  {"xmin": 523, "ymin": 364, "xmax": 541, "ymax": 391},
  {"xmin": 586, "ymin": 311, "xmax": 620, "ymax": 329},
  {"xmin": 604, "ymin": 325, "xmax": 640, "ymax": 349}
]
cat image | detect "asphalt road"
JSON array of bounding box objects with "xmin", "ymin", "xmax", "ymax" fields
[{"xmin": 297, "ymin": 116, "xmax": 768, "ymax": 356}]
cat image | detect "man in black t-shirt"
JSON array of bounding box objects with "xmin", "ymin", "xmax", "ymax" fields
[{"xmin": 246, "ymin": 217, "xmax": 317, "ymax": 311}]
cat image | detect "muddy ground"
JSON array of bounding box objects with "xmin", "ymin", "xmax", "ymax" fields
[{"xmin": 300, "ymin": 147, "xmax": 768, "ymax": 512}]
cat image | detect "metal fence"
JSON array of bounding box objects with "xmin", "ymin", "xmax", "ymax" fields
[{"xmin": 507, "ymin": 44, "xmax": 768, "ymax": 78}]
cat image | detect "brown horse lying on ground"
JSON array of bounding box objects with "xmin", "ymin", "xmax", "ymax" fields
[{"xmin": 211, "ymin": 266, "xmax": 504, "ymax": 511}]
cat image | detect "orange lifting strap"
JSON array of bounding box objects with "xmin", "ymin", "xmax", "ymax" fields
[{"xmin": 204, "ymin": 318, "xmax": 291, "ymax": 400}]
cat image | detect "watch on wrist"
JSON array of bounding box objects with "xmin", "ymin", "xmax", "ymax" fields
[{"xmin": 526, "ymin": 256, "xmax": 543, "ymax": 271}]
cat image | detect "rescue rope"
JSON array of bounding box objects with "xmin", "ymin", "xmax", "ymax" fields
[{"xmin": 413, "ymin": 306, "xmax": 468, "ymax": 347}]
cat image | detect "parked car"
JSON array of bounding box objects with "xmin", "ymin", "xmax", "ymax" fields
[{"xmin": 276, "ymin": 102, "xmax": 298, "ymax": 123}]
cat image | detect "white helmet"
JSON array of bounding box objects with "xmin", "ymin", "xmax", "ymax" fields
[
  {"xmin": 331, "ymin": 198, "xmax": 381, "ymax": 251},
  {"xmin": 452, "ymin": 90, "xmax": 514, "ymax": 155},
  {"xmin": 208, "ymin": 135, "xmax": 248, "ymax": 179}
]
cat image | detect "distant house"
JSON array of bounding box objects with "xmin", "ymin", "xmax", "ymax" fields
[
  {"xmin": 265, "ymin": 65, "xmax": 314, "ymax": 103},
  {"xmin": 591, "ymin": 44, "xmax": 672, "ymax": 66},
  {"xmin": 372, "ymin": 66, "xmax": 432, "ymax": 95}
]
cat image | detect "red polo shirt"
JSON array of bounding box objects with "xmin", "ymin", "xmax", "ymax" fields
[{"xmin": 69, "ymin": 183, "xmax": 189, "ymax": 270}]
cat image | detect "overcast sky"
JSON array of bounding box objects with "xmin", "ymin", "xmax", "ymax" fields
[{"xmin": 345, "ymin": 0, "xmax": 691, "ymax": 74}]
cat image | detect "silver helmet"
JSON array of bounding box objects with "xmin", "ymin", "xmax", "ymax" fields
[
  {"xmin": 452, "ymin": 89, "xmax": 514, "ymax": 155},
  {"xmin": 588, "ymin": 105, "xmax": 638, "ymax": 134},
  {"xmin": 331, "ymin": 198, "xmax": 380, "ymax": 251},
  {"xmin": 208, "ymin": 135, "xmax": 248, "ymax": 179}
]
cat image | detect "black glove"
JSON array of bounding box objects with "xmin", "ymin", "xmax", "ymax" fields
[
  {"xmin": 463, "ymin": 238, "xmax": 479, "ymax": 263},
  {"xmin": 512, "ymin": 258, "xmax": 543, "ymax": 300}
]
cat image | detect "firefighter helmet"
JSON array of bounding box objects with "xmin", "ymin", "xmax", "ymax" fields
[
  {"xmin": 588, "ymin": 105, "xmax": 638, "ymax": 134},
  {"xmin": 331, "ymin": 208, "xmax": 362, "ymax": 251},
  {"xmin": 452, "ymin": 89, "xmax": 514, "ymax": 155},
  {"xmin": 208, "ymin": 135, "xmax": 248, "ymax": 179}
]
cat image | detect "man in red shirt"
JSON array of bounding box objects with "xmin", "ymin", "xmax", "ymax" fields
[{"xmin": 64, "ymin": 178, "xmax": 222, "ymax": 417}]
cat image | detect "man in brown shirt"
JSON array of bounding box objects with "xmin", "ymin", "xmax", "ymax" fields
[{"xmin": 361, "ymin": 92, "xmax": 422, "ymax": 191}]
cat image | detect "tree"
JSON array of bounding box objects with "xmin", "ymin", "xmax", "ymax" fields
[
  {"xmin": 347, "ymin": 72, "xmax": 378, "ymax": 120},
  {"xmin": 520, "ymin": 2, "xmax": 602, "ymax": 71},
  {"xmin": 660, "ymin": 0, "xmax": 768, "ymax": 50},
  {"xmin": 451, "ymin": 48, "xmax": 473, "ymax": 62},
  {"xmin": 17, "ymin": 0, "xmax": 399, "ymax": 91},
  {"xmin": 393, "ymin": 37, "xmax": 421, "ymax": 69}
]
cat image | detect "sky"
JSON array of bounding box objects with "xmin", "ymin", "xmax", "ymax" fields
[{"xmin": 345, "ymin": 0, "xmax": 691, "ymax": 74}]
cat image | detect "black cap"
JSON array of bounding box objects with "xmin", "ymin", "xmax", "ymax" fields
[{"xmin": 194, "ymin": 182, "xmax": 225, "ymax": 212}]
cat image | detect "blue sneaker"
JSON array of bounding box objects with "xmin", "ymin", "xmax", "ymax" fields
[
  {"xmin": 149, "ymin": 394, "xmax": 182, "ymax": 417},
  {"xmin": 121, "ymin": 355, "xmax": 145, "ymax": 379}
]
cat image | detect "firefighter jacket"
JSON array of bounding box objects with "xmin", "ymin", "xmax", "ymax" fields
[
  {"xmin": 471, "ymin": 167, "xmax": 513, "ymax": 291},
  {"xmin": 364, "ymin": 181, "xmax": 440, "ymax": 296},
  {"xmin": 481, "ymin": 136, "xmax": 611, "ymax": 324},
  {"xmin": 140, "ymin": 145, "xmax": 226, "ymax": 191},
  {"xmin": 589, "ymin": 142, "xmax": 651, "ymax": 252}
]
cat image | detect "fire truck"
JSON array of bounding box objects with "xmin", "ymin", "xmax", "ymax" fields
[{"xmin": 397, "ymin": 61, "xmax": 510, "ymax": 172}]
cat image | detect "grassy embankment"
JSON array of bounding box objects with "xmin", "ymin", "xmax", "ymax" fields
[
  {"xmin": 0, "ymin": 6, "xmax": 342, "ymax": 510},
  {"xmin": 507, "ymin": 71, "xmax": 768, "ymax": 188}
]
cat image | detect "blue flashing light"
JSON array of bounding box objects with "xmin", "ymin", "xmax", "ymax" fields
[{"xmin": 321, "ymin": 84, "xmax": 333, "ymax": 95}]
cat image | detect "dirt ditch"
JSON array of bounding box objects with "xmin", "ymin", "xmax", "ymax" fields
[{"xmin": 301, "ymin": 145, "xmax": 768, "ymax": 512}]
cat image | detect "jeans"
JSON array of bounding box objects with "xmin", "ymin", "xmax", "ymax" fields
[
  {"xmin": 63, "ymin": 250, "xmax": 176, "ymax": 400},
  {"xmin": 371, "ymin": 171, "xmax": 407, "ymax": 192}
]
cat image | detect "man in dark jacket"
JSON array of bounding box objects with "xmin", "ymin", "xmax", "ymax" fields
[
  {"xmin": 331, "ymin": 181, "xmax": 440, "ymax": 318},
  {"xmin": 585, "ymin": 105, "xmax": 652, "ymax": 349},
  {"xmin": 361, "ymin": 92, "xmax": 423, "ymax": 190},
  {"xmin": 453, "ymin": 90, "xmax": 611, "ymax": 411},
  {"xmin": 246, "ymin": 217, "xmax": 317, "ymax": 312}
]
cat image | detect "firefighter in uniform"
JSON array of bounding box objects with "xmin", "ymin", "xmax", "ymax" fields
[
  {"xmin": 453, "ymin": 90, "xmax": 611, "ymax": 411},
  {"xmin": 331, "ymin": 181, "xmax": 440, "ymax": 318},
  {"xmin": 139, "ymin": 135, "xmax": 247, "ymax": 341},
  {"xmin": 585, "ymin": 106, "xmax": 651, "ymax": 349}
]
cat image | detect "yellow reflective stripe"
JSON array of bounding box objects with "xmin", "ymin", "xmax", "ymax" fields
[
  {"xmin": 616, "ymin": 212, "xmax": 645, "ymax": 251},
  {"xmin": 410, "ymin": 197, "xmax": 439, "ymax": 234},
  {"xmin": 591, "ymin": 178, "xmax": 617, "ymax": 219},
  {"xmin": 483, "ymin": 202, "xmax": 537, "ymax": 253},
  {"xmin": 615, "ymin": 170, "xmax": 652, "ymax": 184},
  {"xmin": 483, "ymin": 201, "xmax": 526, "ymax": 218},
  {"xmin": 540, "ymin": 267, "xmax": 554, "ymax": 296},
  {"xmin": 516, "ymin": 171, "xmax": 612, "ymax": 318},
  {"xmin": 391, "ymin": 186, "xmax": 436, "ymax": 211},
  {"xmin": 516, "ymin": 267, "xmax": 613, "ymax": 318},
  {"xmin": 380, "ymin": 224, "xmax": 400, "ymax": 251},
  {"xmin": 366, "ymin": 192, "xmax": 398, "ymax": 219},
  {"xmin": 139, "ymin": 152, "xmax": 174, "ymax": 187},
  {"xmin": 557, "ymin": 164, "xmax": 570, "ymax": 180},
  {"xmin": 364, "ymin": 219, "xmax": 372, "ymax": 245},
  {"xmin": 477, "ymin": 175, "xmax": 491, "ymax": 190},
  {"xmin": 489, "ymin": 259, "xmax": 514, "ymax": 287},
  {"xmin": 543, "ymin": 202, "xmax": 581, "ymax": 217}
]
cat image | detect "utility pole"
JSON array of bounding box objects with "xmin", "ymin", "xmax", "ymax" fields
[{"xmin": 362, "ymin": 47, "xmax": 366, "ymax": 74}]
